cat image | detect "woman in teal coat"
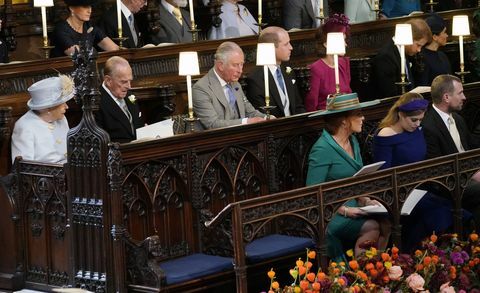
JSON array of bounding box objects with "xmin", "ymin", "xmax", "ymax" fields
[{"xmin": 306, "ymin": 93, "xmax": 390, "ymax": 262}]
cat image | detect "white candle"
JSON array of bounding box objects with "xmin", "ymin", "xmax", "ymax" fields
[
  {"xmin": 263, "ymin": 65, "xmax": 269, "ymax": 106},
  {"xmin": 319, "ymin": 0, "xmax": 323, "ymax": 11},
  {"xmin": 333, "ymin": 54, "xmax": 340, "ymax": 87},
  {"xmin": 188, "ymin": 0, "xmax": 195, "ymax": 25},
  {"xmin": 459, "ymin": 35, "xmax": 464, "ymax": 64},
  {"xmin": 116, "ymin": 0, "xmax": 122, "ymax": 33},
  {"xmin": 41, "ymin": 6, "xmax": 47, "ymax": 39},
  {"xmin": 400, "ymin": 45, "xmax": 405, "ymax": 75},
  {"xmin": 187, "ymin": 75, "xmax": 193, "ymax": 117},
  {"xmin": 258, "ymin": 0, "xmax": 262, "ymax": 16},
  {"xmin": 374, "ymin": 0, "xmax": 379, "ymax": 10}
]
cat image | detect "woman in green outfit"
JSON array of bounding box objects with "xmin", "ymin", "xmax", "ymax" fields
[{"xmin": 306, "ymin": 93, "xmax": 390, "ymax": 262}]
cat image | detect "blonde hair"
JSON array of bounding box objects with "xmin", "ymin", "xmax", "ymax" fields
[{"xmin": 378, "ymin": 92, "xmax": 426, "ymax": 129}]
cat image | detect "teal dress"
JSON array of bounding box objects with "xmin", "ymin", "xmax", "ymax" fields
[{"xmin": 306, "ymin": 129, "xmax": 366, "ymax": 262}]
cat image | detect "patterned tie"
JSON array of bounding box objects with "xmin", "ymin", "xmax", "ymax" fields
[
  {"xmin": 276, "ymin": 67, "xmax": 286, "ymax": 95},
  {"xmin": 128, "ymin": 14, "xmax": 138, "ymax": 46},
  {"xmin": 119, "ymin": 99, "xmax": 134, "ymax": 133},
  {"xmin": 448, "ymin": 115, "xmax": 465, "ymax": 152},
  {"xmin": 226, "ymin": 84, "xmax": 239, "ymax": 117},
  {"xmin": 172, "ymin": 7, "xmax": 183, "ymax": 25}
]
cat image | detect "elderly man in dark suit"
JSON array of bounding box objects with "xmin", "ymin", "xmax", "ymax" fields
[
  {"xmin": 98, "ymin": 0, "xmax": 147, "ymax": 48},
  {"xmin": 192, "ymin": 41, "xmax": 266, "ymax": 129},
  {"xmin": 96, "ymin": 56, "xmax": 143, "ymax": 143},
  {"xmin": 151, "ymin": 0, "xmax": 192, "ymax": 44},
  {"xmin": 246, "ymin": 26, "xmax": 305, "ymax": 118},
  {"xmin": 283, "ymin": 0, "xmax": 328, "ymax": 30}
]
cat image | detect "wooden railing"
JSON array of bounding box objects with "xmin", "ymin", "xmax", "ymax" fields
[{"xmin": 205, "ymin": 148, "xmax": 480, "ymax": 292}]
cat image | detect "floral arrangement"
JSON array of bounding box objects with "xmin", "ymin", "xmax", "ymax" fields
[{"xmin": 265, "ymin": 232, "xmax": 480, "ymax": 292}]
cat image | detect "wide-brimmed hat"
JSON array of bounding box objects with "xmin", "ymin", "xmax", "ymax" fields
[
  {"xmin": 309, "ymin": 93, "xmax": 380, "ymax": 117},
  {"xmin": 27, "ymin": 75, "xmax": 76, "ymax": 110},
  {"xmin": 64, "ymin": 0, "xmax": 96, "ymax": 6}
]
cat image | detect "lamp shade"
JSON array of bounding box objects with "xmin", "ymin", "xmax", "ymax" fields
[
  {"xmin": 256, "ymin": 43, "xmax": 276, "ymax": 66},
  {"xmin": 326, "ymin": 32, "xmax": 345, "ymax": 55},
  {"xmin": 179, "ymin": 51, "xmax": 200, "ymax": 76},
  {"xmin": 452, "ymin": 15, "xmax": 470, "ymax": 36},
  {"xmin": 34, "ymin": 0, "xmax": 53, "ymax": 7},
  {"xmin": 394, "ymin": 24, "xmax": 413, "ymax": 45}
]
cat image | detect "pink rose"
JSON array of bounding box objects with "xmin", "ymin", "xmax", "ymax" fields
[
  {"xmin": 406, "ymin": 273, "xmax": 425, "ymax": 292},
  {"xmin": 440, "ymin": 282, "xmax": 455, "ymax": 293},
  {"xmin": 387, "ymin": 265, "xmax": 403, "ymax": 281}
]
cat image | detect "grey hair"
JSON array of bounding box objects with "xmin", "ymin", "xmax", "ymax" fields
[{"xmin": 214, "ymin": 41, "xmax": 242, "ymax": 63}]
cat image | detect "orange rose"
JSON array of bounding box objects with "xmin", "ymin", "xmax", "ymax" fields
[{"xmin": 349, "ymin": 260, "xmax": 359, "ymax": 271}]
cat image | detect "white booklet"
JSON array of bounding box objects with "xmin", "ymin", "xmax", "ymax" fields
[
  {"xmin": 353, "ymin": 161, "xmax": 385, "ymax": 177},
  {"xmin": 409, "ymin": 86, "xmax": 431, "ymax": 94},
  {"xmin": 360, "ymin": 205, "xmax": 388, "ymax": 214},
  {"xmin": 359, "ymin": 189, "xmax": 428, "ymax": 216},
  {"xmin": 135, "ymin": 119, "xmax": 174, "ymax": 140},
  {"xmin": 400, "ymin": 189, "xmax": 428, "ymax": 215}
]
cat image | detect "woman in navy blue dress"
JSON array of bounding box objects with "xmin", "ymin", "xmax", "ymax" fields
[{"xmin": 373, "ymin": 92, "xmax": 455, "ymax": 251}]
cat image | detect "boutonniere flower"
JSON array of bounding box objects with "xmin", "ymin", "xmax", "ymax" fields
[
  {"xmin": 285, "ymin": 66, "xmax": 292, "ymax": 75},
  {"xmin": 128, "ymin": 94, "xmax": 136, "ymax": 104}
]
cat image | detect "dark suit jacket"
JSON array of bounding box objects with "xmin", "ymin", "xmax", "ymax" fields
[
  {"xmin": 371, "ymin": 39, "xmax": 414, "ymax": 99},
  {"xmin": 283, "ymin": 0, "xmax": 328, "ymax": 30},
  {"xmin": 97, "ymin": 5, "xmax": 142, "ymax": 48},
  {"xmin": 246, "ymin": 66, "xmax": 306, "ymax": 117},
  {"xmin": 422, "ymin": 106, "xmax": 476, "ymax": 158},
  {"xmin": 95, "ymin": 86, "xmax": 143, "ymax": 143},
  {"xmin": 151, "ymin": 3, "xmax": 192, "ymax": 44}
]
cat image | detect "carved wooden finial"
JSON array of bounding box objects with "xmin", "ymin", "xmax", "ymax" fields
[{"xmin": 71, "ymin": 40, "xmax": 101, "ymax": 112}]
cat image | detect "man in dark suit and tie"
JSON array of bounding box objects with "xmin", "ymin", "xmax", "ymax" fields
[
  {"xmin": 151, "ymin": 0, "xmax": 193, "ymax": 44},
  {"xmin": 98, "ymin": 0, "xmax": 146, "ymax": 48},
  {"xmin": 246, "ymin": 26, "xmax": 306, "ymax": 118},
  {"xmin": 422, "ymin": 74, "xmax": 478, "ymax": 158},
  {"xmin": 96, "ymin": 56, "xmax": 143, "ymax": 143},
  {"xmin": 422, "ymin": 74, "xmax": 480, "ymax": 225},
  {"xmin": 283, "ymin": 0, "xmax": 328, "ymax": 30},
  {"xmin": 371, "ymin": 18, "xmax": 431, "ymax": 99},
  {"xmin": 192, "ymin": 41, "xmax": 266, "ymax": 129}
]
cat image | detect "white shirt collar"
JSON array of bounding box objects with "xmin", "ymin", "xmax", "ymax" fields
[
  {"xmin": 161, "ymin": 0, "xmax": 176, "ymax": 14},
  {"xmin": 432, "ymin": 103, "xmax": 451, "ymax": 129},
  {"xmin": 213, "ymin": 68, "xmax": 229, "ymax": 87},
  {"xmin": 102, "ymin": 82, "xmax": 124, "ymax": 106},
  {"xmin": 121, "ymin": 2, "xmax": 133, "ymax": 21}
]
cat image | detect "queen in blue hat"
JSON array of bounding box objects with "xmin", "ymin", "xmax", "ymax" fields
[
  {"xmin": 11, "ymin": 75, "xmax": 75, "ymax": 163},
  {"xmin": 306, "ymin": 93, "xmax": 390, "ymax": 262}
]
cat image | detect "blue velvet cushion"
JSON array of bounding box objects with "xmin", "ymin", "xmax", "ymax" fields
[
  {"xmin": 160, "ymin": 253, "xmax": 233, "ymax": 285},
  {"xmin": 245, "ymin": 234, "xmax": 315, "ymax": 263}
]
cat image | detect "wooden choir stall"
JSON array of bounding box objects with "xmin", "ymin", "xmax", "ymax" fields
[{"xmin": 0, "ymin": 7, "xmax": 480, "ymax": 293}]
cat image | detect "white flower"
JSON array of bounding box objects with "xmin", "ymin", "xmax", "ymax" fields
[
  {"xmin": 285, "ymin": 66, "xmax": 292, "ymax": 74},
  {"xmin": 128, "ymin": 94, "xmax": 136, "ymax": 104}
]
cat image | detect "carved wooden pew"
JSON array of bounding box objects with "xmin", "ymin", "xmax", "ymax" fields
[
  {"xmin": 205, "ymin": 148, "xmax": 480, "ymax": 293},
  {"xmin": 1, "ymin": 73, "xmax": 479, "ymax": 292}
]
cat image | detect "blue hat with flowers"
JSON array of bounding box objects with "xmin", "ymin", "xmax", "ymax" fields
[{"xmin": 27, "ymin": 75, "xmax": 76, "ymax": 110}]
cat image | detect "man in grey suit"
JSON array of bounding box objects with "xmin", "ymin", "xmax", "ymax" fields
[
  {"xmin": 151, "ymin": 0, "xmax": 192, "ymax": 44},
  {"xmin": 283, "ymin": 0, "xmax": 328, "ymax": 30},
  {"xmin": 192, "ymin": 41, "xmax": 266, "ymax": 129}
]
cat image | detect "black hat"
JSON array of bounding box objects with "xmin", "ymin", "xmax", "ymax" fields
[
  {"xmin": 425, "ymin": 13, "xmax": 446, "ymax": 35},
  {"xmin": 64, "ymin": 0, "xmax": 96, "ymax": 6}
]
